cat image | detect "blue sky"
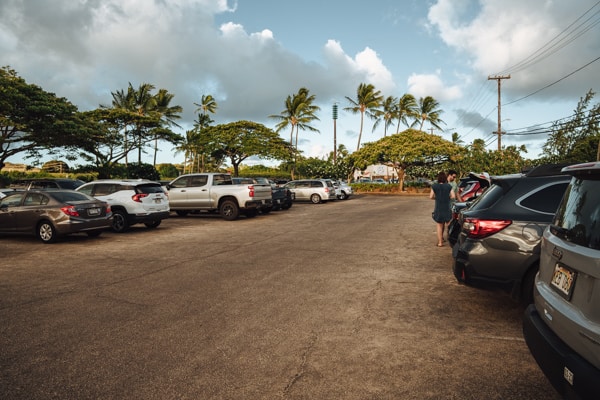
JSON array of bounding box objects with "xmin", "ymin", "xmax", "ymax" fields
[{"xmin": 2, "ymin": 0, "xmax": 599, "ymax": 167}]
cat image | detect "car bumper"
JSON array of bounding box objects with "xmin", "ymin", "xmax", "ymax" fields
[
  {"xmin": 131, "ymin": 211, "xmax": 170, "ymax": 224},
  {"xmin": 245, "ymin": 199, "xmax": 272, "ymax": 209},
  {"xmin": 523, "ymin": 304, "xmax": 600, "ymax": 400},
  {"xmin": 55, "ymin": 217, "xmax": 113, "ymax": 234}
]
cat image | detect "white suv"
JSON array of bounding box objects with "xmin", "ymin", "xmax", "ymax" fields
[
  {"xmin": 77, "ymin": 179, "xmax": 169, "ymax": 233},
  {"xmin": 523, "ymin": 162, "xmax": 600, "ymax": 399}
]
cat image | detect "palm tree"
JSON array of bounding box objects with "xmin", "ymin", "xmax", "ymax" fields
[
  {"xmin": 344, "ymin": 83, "xmax": 383, "ymax": 150},
  {"xmin": 373, "ymin": 95, "xmax": 397, "ymax": 137},
  {"xmin": 174, "ymin": 130, "xmax": 200, "ymax": 174},
  {"xmin": 395, "ymin": 94, "xmax": 419, "ymax": 134},
  {"xmin": 413, "ymin": 96, "xmax": 445, "ymax": 132},
  {"xmin": 270, "ymin": 87, "xmax": 320, "ymax": 150},
  {"xmin": 153, "ymin": 89, "xmax": 182, "ymax": 166},
  {"xmin": 193, "ymin": 94, "xmax": 218, "ymax": 172}
]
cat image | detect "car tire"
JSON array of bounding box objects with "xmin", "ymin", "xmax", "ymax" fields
[
  {"xmin": 144, "ymin": 220, "xmax": 161, "ymax": 229},
  {"xmin": 338, "ymin": 191, "xmax": 347, "ymax": 200},
  {"xmin": 310, "ymin": 194, "xmax": 322, "ymax": 204},
  {"xmin": 282, "ymin": 201, "xmax": 292, "ymax": 210},
  {"xmin": 111, "ymin": 209, "xmax": 130, "ymax": 233},
  {"xmin": 37, "ymin": 220, "xmax": 58, "ymax": 243},
  {"xmin": 175, "ymin": 210, "xmax": 189, "ymax": 217},
  {"xmin": 219, "ymin": 199, "xmax": 239, "ymax": 221}
]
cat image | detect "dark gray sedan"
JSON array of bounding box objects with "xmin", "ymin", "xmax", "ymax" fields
[{"xmin": 0, "ymin": 189, "xmax": 112, "ymax": 243}]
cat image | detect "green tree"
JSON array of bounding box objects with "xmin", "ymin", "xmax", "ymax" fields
[
  {"xmin": 203, "ymin": 121, "xmax": 294, "ymax": 176},
  {"xmin": 373, "ymin": 95, "xmax": 398, "ymax": 137},
  {"xmin": 152, "ymin": 88, "xmax": 183, "ymax": 166},
  {"xmin": 193, "ymin": 94, "xmax": 218, "ymax": 172},
  {"xmin": 350, "ymin": 129, "xmax": 463, "ymax": 190},
  {"xmin": 345, "ymin": 83, "xmax": 383, "ymax": 151},
  {"xmin": 541, "ymin": 90, "xmax": 600, "ymax": 163},
  {"xmin": 413, "ymin": 96, "xmax": 445, "ymax": 132},
  {"xmin": 0, "ymin": 66, "xmax": 91, "ymax": 170},
  {"xmin": 270, "ymin": 87, "xmax": 320, "ymax": 149},
  {"xmin": 395, "ymin": 94, "xmax": 419, "ymax": 134}
]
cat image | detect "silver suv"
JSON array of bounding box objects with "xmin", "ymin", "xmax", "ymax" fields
[
  {"xmin": 77, "ymin": 179, "xmax": 169, "ymax": 233},
  {"xmin": 523, "ymin": 162, "xmax": 600, "ymax": 399},
  {"xmin": 284, "ymin": 179, "xmax": 337, "ymax": 204}
]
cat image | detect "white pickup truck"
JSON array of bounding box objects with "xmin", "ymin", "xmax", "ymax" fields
[{"xmin": 164, "ymin": 173, "xmax": 272, "ymax": 220}]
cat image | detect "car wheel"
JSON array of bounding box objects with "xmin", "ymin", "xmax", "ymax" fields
[
  {"xmin": 176, "ymin": 210, "xmax": 189, "ymax": 217},
  {"xmin": 310, "ymin": 194, "xmax": 322, "ymax": 204},
  {"xmin": 111, "ymin": 210, "xmax": 130, "ymax": 233},
  {"xmin": 338, "ymin": 191, "xmax": 347, "ymax": 200},
  {"xmin": 37, "ymin": 220, "xmax": 58, "ymax": 243},
  {"xmin": 282, "ymin": 200, "xmax": 292, "ymax": 210},
  {"xmin": 87, "ymin": 230, "xmax": 103, "ymax": 237},
  {"xmin": 219, "ymin": 199, "xmax": 239, "ymax": 221},
  {"xmin": 144, "ymin": 220, "xmax": 161, "ymax": 229}
]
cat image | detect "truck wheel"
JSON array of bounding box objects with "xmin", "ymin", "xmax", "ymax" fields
[
  {"xmin": 176, "ymin": 210, "xmax": 189, "ymax": 217},
  {"xmin": 310, "ymin": 194, "xmax": 322, "ymax": 204},
  {"xmin": 220, "ymin": 200, "xmax": 239, "ymax": 221}
]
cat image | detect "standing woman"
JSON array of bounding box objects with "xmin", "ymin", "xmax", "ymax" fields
[{"xmin": 430, "ymin": 171, "xmax": 455, "ymax": 247}]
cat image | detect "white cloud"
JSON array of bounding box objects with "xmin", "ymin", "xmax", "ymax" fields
[{"xmin": 407, "ymin": 71, "xmax": 462, "ymax": 101}]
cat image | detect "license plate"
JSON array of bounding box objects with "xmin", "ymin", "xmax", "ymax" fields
[
  {"xmin": 551, "ymin": 264, "xmax": 577, "ymax": 300},
  {"xmin": 154, "ymin": 198, "xmax": 162, "ymax": 204},
  {"xmin": 88, "ymin": 207, "xmax": 100, "ymax": 216}
]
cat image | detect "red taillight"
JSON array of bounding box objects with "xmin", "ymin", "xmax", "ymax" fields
[
  {"xmin": 106, "ymin": 205, "xmax": 111, "ymax": 214},
  {"xmin": 132, "ymin": 193, "xmax": 149, "ymax": 202},
  {"xmin": 248, "ymin": 185, "xmax": 255, "ymax": 198},
  {"xmin": 61, "ymin": 206, "xmax": 80, "ymax": 217},
  {"xmin": 463, "ymin": 218, "xmax": 511, "ymax": 239}
]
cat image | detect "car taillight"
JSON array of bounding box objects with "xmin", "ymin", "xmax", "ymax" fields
[
  {"xmin": 248, "ymin": 185, "xmax": 255, "ymax": 198},
  {"xmin": 61, "ymin": 206, "xmax": 80, "ymax": 217},
  {"xmin": 325, "ymin": 187, "xmax": 330, "ymax": 193},
  {"xmin": 463, "ymin": 218, "xmax": 511, "ymax": 239},
  {"xmin": 106, "ymin": 205, "xmax": 111, "ymax": 214},
  {"xmin": 132, "ymin": 193, "xmax": 149, "ymax": 202}
]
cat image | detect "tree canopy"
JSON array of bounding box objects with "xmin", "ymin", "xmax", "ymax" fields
[
  {"xmin": 202, "ymin": 120, "xmax": 294, "ymax": 176},
  {"xmin": 351, "ymin": 129, "xmax": 463, "ymax": 189},
  {"xmin": 0, "ymin": 66, "xmax": 91, "ymax": 170}
]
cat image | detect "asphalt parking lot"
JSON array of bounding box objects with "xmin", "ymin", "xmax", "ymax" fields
[{"xmin": 0, "ymin": 194, "xmax": 559, "ymax": 399}]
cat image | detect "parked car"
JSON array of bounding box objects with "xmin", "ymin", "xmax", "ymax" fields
[
  {"xmin": 166, "ymin": 173, "xmax": 272, "ymax": 220},
  {"xmin": 333, "ymin": 180, "xmax": 353, "ymax": 200},
  {"xmin": 0, "ymin": 188, "xmax": 20, "ymax": 199},
  {"xmin": 77, "ymin": 179, "xmax": 169, "ymax": 233},
  {"xmin": 451, "ymin": 164, "xmax": 571, "ymax": 303},
  {"xmin": 9, "ymin": 178, "xmax": 85, "ymax": 190},
  {"xmin": 523, "ymin": 161, "xmax": 600, "ymax": 400},
  {"xmin": 232, "ymin": 177, "xmax": 292, "ymax": 212},
  {"xmin": 284, "ymin": 179, "xmax": 337, "ymax": 204},
  {"xmin": 0, "ymin": 189, "xmax": 112, "ymax": 243},
  {"xmin": 372, "ymin": 178, "xmax": 387, "ymax": 184}
]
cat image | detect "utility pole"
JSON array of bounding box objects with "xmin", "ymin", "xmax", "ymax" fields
[
  {"xmin": 488, "ymin": 74, "xmax": 510, "ymax": 151},
  {"xmin": 332, "ymin": 103, "xmax": 338, "ymax": 164}
]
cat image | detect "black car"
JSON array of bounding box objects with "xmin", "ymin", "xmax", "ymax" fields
[
  {"xmin": 9, "ymin": 178, "xmax": 85, "ymax": 190},
  {"xmin": 451, "ymin": 164, "xmax": 571, "ymax": 303}
]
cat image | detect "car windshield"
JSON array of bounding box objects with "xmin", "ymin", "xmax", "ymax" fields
[{"xmin": 552, "ymin": 177, "xmax": 600, "ymax": 249}]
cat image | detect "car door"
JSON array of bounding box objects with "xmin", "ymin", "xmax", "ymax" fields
[
  {"xmin": 14, "ymin": 192, "xmax": 49, "ymax": 233},
  {"xmin": 168, "ymin": 175, "xmax": 210, "ymax": 208},
  {"xmin": 0, "ymin": 192, "xmax": 26, "ymax": 232}
]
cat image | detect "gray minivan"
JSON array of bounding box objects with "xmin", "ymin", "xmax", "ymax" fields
[
  {"xmin": 284, "ymin": 179, "xmax": 337, "ymax": 204},
  {"xmin": 523, "ymin": 161, "xmax": 600, "ymax": 400}
]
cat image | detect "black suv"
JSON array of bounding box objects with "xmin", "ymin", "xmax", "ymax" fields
[{"xmin": 451, "ymin": 164, "xmax": 571, "ymax": 303}]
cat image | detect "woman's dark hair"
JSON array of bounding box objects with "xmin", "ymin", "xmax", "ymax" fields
[{"xmin": 437, "ymin": 171, "xmax": 447, "ymax": 183}]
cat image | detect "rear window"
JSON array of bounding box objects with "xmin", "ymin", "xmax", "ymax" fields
[
  {"xmin": 468, "ymin": 184, "xmax": 504, "ymax": 210},
  {"xmin": 52, "ymin": 191, "xmax": 95, "ymax": 202},
  {"xmin": 552, "ymin": 176, "xmax": 600, "ymax": 250},
  {"xmin": 136, "ymin": 184, "xmax": 165, "ymax": 194}
]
